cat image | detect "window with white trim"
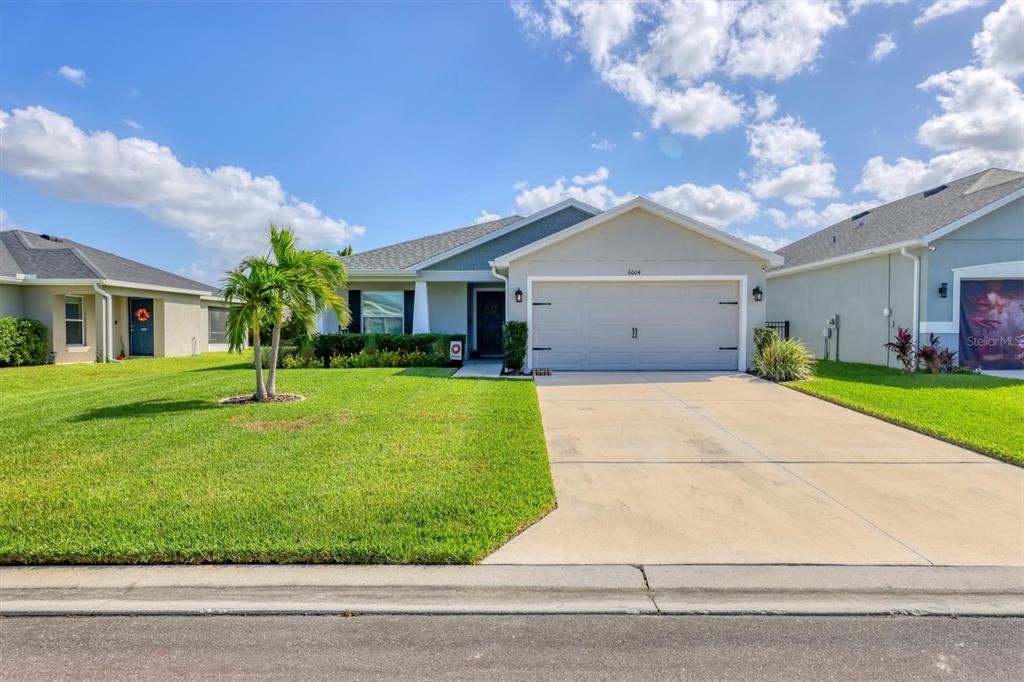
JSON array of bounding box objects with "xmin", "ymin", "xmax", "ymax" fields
[
  {"xmin": 65, "ymin": 296, "xmax": 84, "ymax": 345},
  {"xmin": 208, "ymin": 307, "xmax": 228, "ymax": 343},
  {"xmin": 362, "ymin": 291, "xmax": 404, "ymax": 334}
]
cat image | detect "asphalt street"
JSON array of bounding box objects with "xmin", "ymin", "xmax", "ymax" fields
[{"xmin": 1, "ymin": 615, "xmax": 1021, "ymax": 681}]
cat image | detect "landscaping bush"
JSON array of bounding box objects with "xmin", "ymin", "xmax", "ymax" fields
[
  {"xmin": 252, "ymin": 345, "xmax": 296, "ymax": 369},
  {"xmin": 328, "ymin": 350, "xmax": 448, "ymax": 368},
  {"xmin": 753, "ymin": 326, "xmax": 779, "ymax": 354},
  {"xmin": 753, "ymin": 337, "xmax": 815, "ymax": 382},
  {"xmin": 314, "ymin": 333, "xmax": 464, "ymax": 366},
  {"xmin": 883, "ymin": 326, "xmax": 916, "ymax": 371},
  {"xmin": 883, "ymin": 328, "xmax": 961, "ymax": 373},
  {"xmin": 0, "ymin": 317, "xmax": 48, "ymax": 367},
  {"xmin": 502, "ymin": 321, "xmax": 528, "ymax": 373}
]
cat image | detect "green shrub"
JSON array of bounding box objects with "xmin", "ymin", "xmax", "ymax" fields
[
  {"xmin": 328, "ymin": 349, "xmax": 450, "ymax": 369},
  {"xmin": 313, "ymin": 333, "xmax": 465, "ymax": 366},
  {"xmin": 0, "ymin": 317, "xmax": 49, "ymax": 367},
  {"xmin": 753, "ymin": 338, "xmax": 815, "ymax": 382},
  {"xmin": 251, "ymin": 345, "xmax": 296, "ymax": 369},
  {"xmin": 753, "ymin": 326, "xmax": 779, "ymax": 354},
  {"xmin": 502, "ymin": 321, "xmax": 528, "ymax": 373}
]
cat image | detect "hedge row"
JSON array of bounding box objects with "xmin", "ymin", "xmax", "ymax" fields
[
  {"xmin": 312, "ymin": 333, "xmax": 465, "ymax": 366},
  {"xmin": 0, "ymin": 317, "xmax": 48, "ymax": 367}
]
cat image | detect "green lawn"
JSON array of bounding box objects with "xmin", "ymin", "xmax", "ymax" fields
[
  {"xmin": 787, "ymin": 361, "xmax": 1024, "ymax": 466},
  {"xmin": 0, "ymin": 353, "xmax": 554, "ymax": 564}
]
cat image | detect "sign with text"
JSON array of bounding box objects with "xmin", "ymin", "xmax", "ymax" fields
[{"xmin": 959, "ymin": 279, "xmax": 1024, "ymax": 370}]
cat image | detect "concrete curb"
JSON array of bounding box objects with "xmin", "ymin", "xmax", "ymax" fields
[{"xmin": 2, "ymin": 565, "xmax": 1021, "ymax": 617}]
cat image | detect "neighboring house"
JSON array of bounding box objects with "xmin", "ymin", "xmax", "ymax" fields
[
  {"xmin": 328, "ymin": 197, "xmax": 782, "ymax": 372},
  {"xmin": 0, "ymin": 230, "xmax": 233, "ymax": 363},
  {"xmin": 768, "ymin": 168, "xmax": 1024, "ymax": 370}
]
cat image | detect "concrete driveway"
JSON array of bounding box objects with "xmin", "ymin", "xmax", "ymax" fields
[{"xmin": 485, "ymin": 372, "xmax": 1024, "ymax": 566}]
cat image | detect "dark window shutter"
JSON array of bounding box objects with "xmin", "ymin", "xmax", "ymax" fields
[
  {"xmin": 404, "ymin": 290, "xmax": 415, "ymax": 334},
  {"xmin": 348, "ymin": 290, "xmax": 361, "ymax": 333}
]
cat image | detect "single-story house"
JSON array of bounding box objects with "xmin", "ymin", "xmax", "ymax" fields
[
  {"xmin": 326, "ymin": 197, "xmax": 783, "ymax": 372},
  {"xmin": 767, "ymin": 168, "xmax": 1024, "ymax": 370},
  {"xmin": 0, "ymin": 230, "xmax": 232, "ymax": 363}
]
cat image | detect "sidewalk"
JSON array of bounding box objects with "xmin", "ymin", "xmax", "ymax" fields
[{"xmin": 3, "ymin": 564, "xmax": 1022, "ymax": 617}]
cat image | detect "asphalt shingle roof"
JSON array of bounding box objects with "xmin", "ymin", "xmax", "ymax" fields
[
  {"xmin": 0, "ymin": 230, "xmax": 216, "ymax": 292},
  {"xmin": 774, "ymin": 168, "xmax": 1024, "ymax": 271},
  {"xmin": 340, "ymin": 215, "xmax": 524, "ymax": 271}
]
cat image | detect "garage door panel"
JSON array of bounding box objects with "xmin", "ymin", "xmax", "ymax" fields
[{"xmin": 531, "ymin": 281, "xmax": 741, "ymax": 371}]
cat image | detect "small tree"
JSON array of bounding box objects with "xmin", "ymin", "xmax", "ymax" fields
[
  {"xmin": 222, "ymin": 256, "xmax": 285, "ymax": 401},
  {"xmin": 265, "ymin": 225, "xmax": 350, "ymax": 396}
]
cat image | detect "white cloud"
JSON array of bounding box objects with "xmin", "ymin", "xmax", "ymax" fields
[
  {"xmin": 121, "ymin": 118, "xmax": 143, "ymax": 130},
  {"xmin": 590, "ymin": 138, "xmax": 616, "ymax": 151},
  {"xmin": 848, "ymin": 0, "xmax": 904, "ymax": 15},
  {"xmin": 917, "ymin": 67, "xmax": 1024, "ymax": 160},
  {"xmin": 870, "ymin": 33, "xmax": 897, "ymax": 61},
  {"xmin": 57, "ymin": 65, "xmax": 88, "ymax": 86},
  {"xmin": 754, "ymin": 91, "xmax": 778, "ymax": 120},
  {"xmin": 512, "ymin": 0, "xmax": 846, "ymax": 139},
  {"xmin": 572, "ymin": 166, "xmax": 610, "ymax": 185},
  {"xmin": 0, "ymin": 209, "xmax": 18, "ymax": 229},
  {"xmin": 725, "ymin": 1, "xmax": 847, "ymax": 79},
  {"xmin": 747, "ymin": 116, "xmax": 825, "ymax": 168},
  {"xmin": 914, "ymin": 0, "xmax": 988, "ymax": 26},
  {"xmin": 472, "ymin": 210, "xmax": 502, "ymax": 224},
  {"xmin": 750, "ymin": 162, "xmax": 841, "ymax": 206},
  {"xmin": 512, "ymin": 180, "xmax": 528, "ymax": 191},
  {"xmin": 795, "ymin": 200, "xmax": 880, "ymax": 228},
  {"xmin": 647, "ymin": 183, "xmax": 758, "ymax": 228},
  {"xmin": 973, "ymin": 0, "xmax": 1024, "ymax": 77},
  {"xmin": 0, "ymin": 106, "xmax": 364, "ymax": 280},
  {"xmin": 855, "ymin": 150, "xmax": 996, "ymax": 200},
  {"xmin": 732, "ymin": 232, "xmax": 792, "ymax": 251},
  {"xmin": 631, "ymin": 130, "xmax": 645, "ymax": 141}
]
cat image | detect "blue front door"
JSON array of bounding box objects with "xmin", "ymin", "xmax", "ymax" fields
[{"xmin": 129, "ymin": 298, "xmax": 154, "ymax": 356}]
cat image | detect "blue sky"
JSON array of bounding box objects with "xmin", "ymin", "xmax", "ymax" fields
[{"xmin": 2, "ymin": 1, "xmax": 1021, "ymax": 283}]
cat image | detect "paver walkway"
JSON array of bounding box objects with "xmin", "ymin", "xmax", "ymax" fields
[{"xmin": 485, "ymin": 372, "xmax": 1024, "ymax": 565}]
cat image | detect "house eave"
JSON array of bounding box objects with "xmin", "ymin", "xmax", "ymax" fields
[
  {"xmin": 766, "ymin": 240, "xmax": 924, "ymax": 279},
  {"xmin": 0, "ymin": 276, "xmax": 214, "ymax": 296}
]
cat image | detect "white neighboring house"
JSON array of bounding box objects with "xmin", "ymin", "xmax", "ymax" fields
[
  {"xmin": 0, "ymin": 230, "xmax": 234, "ymax": 363},
  {"xmin": 768, "ymin": 168, "xmax": 1024, "ymax": 371},
  {"xmin": 326, "ymin": 197, "xmax": 782, "ymax": 372}
]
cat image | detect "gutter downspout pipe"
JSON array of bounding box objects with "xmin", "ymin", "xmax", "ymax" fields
[
  {"xmin": 92, "ymin": 282, "xmax": 120, "ymax": 363},
  {"xmin": 899, "ymin": 247, "xmax": 921, "ymax": 367}
]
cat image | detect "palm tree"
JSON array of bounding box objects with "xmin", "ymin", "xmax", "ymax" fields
[
  {"xmin": 337, "ymin": 245, "xmax": 354, "ymax": 257},
  {"xmin": 222, "ymin": 256, "xmax": 285, "ymax": 401},
  {"xmin": 266, "ymin": 225, "xmax": 351, "ymax": 396}
]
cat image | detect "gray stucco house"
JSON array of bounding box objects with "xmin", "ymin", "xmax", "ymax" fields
[
  {"xmin": 0, "ymin": 230, "xmax": 233, "ymax": 363},
  {"xmin": 326, "ymin": 197, "xmax": 783, "ymax": 372},
  {"xmin": 768, "ymin": 168, "xmax": 1024, "ymax": 370}
]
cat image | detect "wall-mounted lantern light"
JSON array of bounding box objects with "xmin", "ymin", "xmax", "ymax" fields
[
  {"xmin": 752, "ymin": 286, "xmax": 763, "ymax": 302},
  {"xmin": 938, "ymin": 282, "xmax": 948, "ymax": 298},
  {"xmin": 515, "ymin": 288, "xmax": 523, "ymax": 303}
]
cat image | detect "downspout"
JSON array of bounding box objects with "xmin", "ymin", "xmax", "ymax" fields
[
  {"xmin": 92, "ymin": 282, "xmax": 121, "ymax": 363},
  {"xmin": 899, "ymin": 247, "xmax": 921, "ymax": 363},
  {"xmin": 491, "ymin": 265, "xmax": 510, "ymax": 369}
]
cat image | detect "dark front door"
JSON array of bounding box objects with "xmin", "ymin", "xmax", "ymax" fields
[
  {"xmin": 476, "ymin": 291, "xmax": 505, "ymax": 357},
  {"xmin": 129, "ymin": 298, "xmax": 155, "ymax": 356}
]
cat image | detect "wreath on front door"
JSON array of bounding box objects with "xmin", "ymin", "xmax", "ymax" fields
[{"xmin": 134, "ymin": 307, "xmax": 151, "ymax": 322}]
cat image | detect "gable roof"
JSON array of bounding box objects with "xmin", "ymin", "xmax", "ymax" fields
[
  {"xmin": 340, "ymin": 215, "xmax": 523, "ymax": 273},
  {"xmin": 773, "ymin": 168, "xmax": 1024, "ymax": 274},
  {"xmin": 0, "ymin": 230, "xmax": 216, "ymax": 293},
  {"xmin": 491, "ymin": 197, "xmax": 785, "ymax": 267}
]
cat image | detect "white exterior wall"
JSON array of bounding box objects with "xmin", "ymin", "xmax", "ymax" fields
[
  {"xmin": 767, "ymin": 252, "xmax": 918, "ymax": 366},
  {"xmin": 426, "ymin": 281, "xmax": 467, "ymax": 336},
  {"xmin": 504, "ymin": 208, "xmax": 768, "ymax": 370},
  {"xmin": 0, "ymin": 283, "xmax": 25, "ymax": 317}
]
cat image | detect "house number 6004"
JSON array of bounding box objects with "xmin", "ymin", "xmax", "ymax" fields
[{"xmin": 627, "ymin": 269, "xmax": 641, "ymax": 276}]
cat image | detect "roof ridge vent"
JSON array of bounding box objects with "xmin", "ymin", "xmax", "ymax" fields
[
  {"xmin": 40, "ymin": 234, "xmax": 64, "ymax": 242},
  {"xmin": 922, "ymin": 184, "xmax": 948, "ymax": 198},
  {"xmin": 850, "ymin": 210, "xmax": 870, "ymax": 221}
]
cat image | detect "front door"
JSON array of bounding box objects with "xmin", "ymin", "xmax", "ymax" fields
[
  {"xmin": 129, "ymin": 298, "xmax": 155, "ymax": 356},
  {"xmin": 476, "ymin": 291, "xmax": 505, "ymax": 357}
]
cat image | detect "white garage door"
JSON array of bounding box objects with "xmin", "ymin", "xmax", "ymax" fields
[{"xmin": 531, "ymin": 281, "xmax": 741, "ymax": 371}]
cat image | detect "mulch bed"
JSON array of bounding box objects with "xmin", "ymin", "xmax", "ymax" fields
[{"xmin": 218, "ymin": 393, "xmax": 305, "ymax": 405}]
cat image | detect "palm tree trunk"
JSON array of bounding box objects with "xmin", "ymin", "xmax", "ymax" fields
[
  {"xmin": 267, "ymin": 319, "xmax": 283, "ymax": 396},
  {"xmin": 252, "ymin": 323, "xmax": 268, "ymax": 401}
]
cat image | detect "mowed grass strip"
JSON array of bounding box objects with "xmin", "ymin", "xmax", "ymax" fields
[
  {"xmin": 786, "ymin": 360, "xmax": 1024, "ymax": 466},
  {"xmin": 0, "ymin": 353, "xmax": 555, "ymax": 564}
]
